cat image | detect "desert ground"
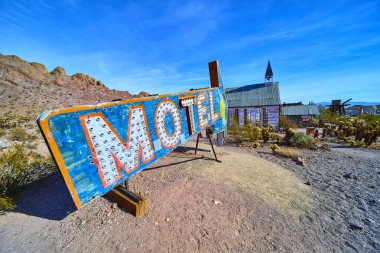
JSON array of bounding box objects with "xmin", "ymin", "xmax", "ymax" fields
[{"xmin": 1, "ymin": 139, "xmax": 379, "ymax": 253}]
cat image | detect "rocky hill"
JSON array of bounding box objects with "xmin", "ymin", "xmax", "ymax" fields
[
  {"xmin": 0, "ymin": 53, "xmax": 149, "ymax": 152},
  {"xmin": 0, "ymin": 53, "xmax": 148, "ymax": 120}
]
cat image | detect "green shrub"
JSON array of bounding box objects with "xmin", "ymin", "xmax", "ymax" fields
[
  {"xmin": 289, "ymin": 132, "xmax": 317, "ymax": 149},
  {"xmin": 279, "ymin": 115, "xmax": 298, "ymax": 130},
  {"xmin": 270, "ymin": 144, "xmax": 279, "ymax": 152},
  {"xmin": 251, "ymin": 141, "xmax": 261, "ymax": 148},
  {"xmin": 284, "ymin": 128, "xmax": 295, "ymax": 144},
  {"xmin": 270, "ymin": 132, "xmax": 282, "ymax": 143},
  {"xmin": 335, "ymin": 118, "xmax": 380, "ymax": 146},
  {"xmin": 9, "ymin": 128, "xmax": 30, "ymax": 141},
  {"xmin": 0, "ymin": 129, "xmax": 6, "ymax": 137},
  {"xmin": 243, "ymin": 122, "xmax": 261, "ymax": 141},
  {"xmin": 261, "ymin": 124, "xmax": 274, "ymax": 143},
  {"xmin": 0, "ymin": 143, "xmax": 56, "ymax": 197},
  {"xmin": 234, "ymin": 135, "xmax": 243, "ymax": 145},
  {"xmin": 0, "ymin": 196, "xmax": 16, "ymax": 211}
]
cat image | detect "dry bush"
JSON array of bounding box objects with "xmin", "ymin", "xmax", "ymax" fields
[
  {"xmin": 0, "ymin": 196, "xmax": 16, "ymax": 211},
  {"xmin": 0, "ymin": 129, "xmax": 6, "ymax": 137},
  {"xmin": 279, "ymin": 115, "xmax": 298, "ymax": 130},
  {"xmin": 270, "ymin": 132, "xmax": 282, "ymax": 143},
  {"xmin": 0, "ymin": 142, "xmax": 56, "ymax": 210},
  {"xmin": 9, "ymin": 127, "xmax": 36, "ymax": 142},
  {"xmin": 270, "ymin": 144, "xmax": 299, "ymax": 159}
]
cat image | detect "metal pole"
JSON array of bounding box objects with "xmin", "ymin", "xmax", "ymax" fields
[
  {"xmin": 207, "ymin": 132, "xmax": 221, "ymax": 163},
  {"xmin": 195, "ymin": 133, "xmax": 200, "ymax": 154}
]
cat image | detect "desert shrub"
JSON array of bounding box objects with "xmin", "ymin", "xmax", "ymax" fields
[
  {"xmin": 289, "ymin": 132, "xmax": 317, "ymax": 149},
  {"xmin": 284, "ymin": 128, "xmax": 295, "ymax": 144},
  {"xmin": 243, "ymin": 122, "xmax": 262, "ymax": 141},
  {"xmin": 279, "ymin": 115, "xmax": 298, "ymax": 130},
  {"xmin": 0, "ymin": 196, "xmax": 16, "ymax": 211},
  {"xmin": 309, "ymin": 118, "xmax": 319, "ymax": 127},
  {"xmin": 270, "ymin": 144, "xmax": 299, "ymax": 159},
  {"xmin": 229, "ymin": 119, "xmax": 240, "ymax": 136},
  {"xmin": 251, "ymin": 141, "xmax": 261, "ymax": 148},
  {"xmin": 261, "ymin": 124, "xmax": 274, "ymax": 143},
  {"xmin": 270, "ymin": 132, "xmax": 282, "ymax": 143},
  {"xmin": 318, "ymin": 108, "xmax": 343, "ymax": 124},
  {"xmin": 0, "ymin": 129, "xmax": 6, "ymax": 137},
  {"xmin": 0, "ymin": 118, "xmax": 18, "ymax": 129},
  {"xmin": 270, "ymin": 144, "xmax": 279, "ymax": 152},
  {"xmin": 234, "ymin": 135, "xmax": 243, "ymax": 145},
  {"xmin": 9, "ymin": 128, "xmax": 30, "ymax": 141},
  {"xmin": 0, "ymin": 143, "xmax": 56, "ymax": 198},
  {"xmin": 335, "ymin": 118, "xmax": 380, "ymax": 146},
  {"xmin": 357, "ymin": 115, "xmax": 380, "ymax": 125}
]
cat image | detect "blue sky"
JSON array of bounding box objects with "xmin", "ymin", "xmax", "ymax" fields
[{"xmin": 1, "ymin": 0, "xmax": 379, "ymax": 102}]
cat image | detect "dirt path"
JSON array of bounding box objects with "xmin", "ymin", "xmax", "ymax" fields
[{"xmin": 0, "ymin": 140, "xmax": 379, "ymax": 252}]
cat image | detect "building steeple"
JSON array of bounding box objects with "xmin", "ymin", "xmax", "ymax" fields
[{"xmin": 265, "ymin": 60, "xmax": 273, "ymax": 82}]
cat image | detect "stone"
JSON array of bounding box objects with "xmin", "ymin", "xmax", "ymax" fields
[
  {"xmin": 111, "ymin": 203, "xmax": 118, "ymax": 209},
  {"xmin": 0, "ymin": 140, "xmax": 9, "ymax": 149},
  {"xmin": 50, "ymin": 66, "xmax": 67, "ymax": 77},
  {"xmin": 344, "ymin": 172, "xmax": 359, "ymax": 180},
  {"xmin": 349, "ymin": 222, "xmax": 363, "ymax": 230},
  {"xmin": 296, "ymin": 156, "xmax": 305, "ymax": 166},
  {"xmin": 358, "ymin": 199, "xmax": 368, "ymax": 211}
]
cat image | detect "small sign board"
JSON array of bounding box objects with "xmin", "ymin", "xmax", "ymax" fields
[{"xmin": 37, "ymin": 87, "xmax": 228, "ymax": 208}]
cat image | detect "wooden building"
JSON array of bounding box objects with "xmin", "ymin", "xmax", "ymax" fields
[{"xmin": 225, "ymin": 61, "xmax": 281, "ymax": 128}]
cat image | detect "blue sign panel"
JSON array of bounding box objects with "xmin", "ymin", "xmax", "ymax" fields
[{"xmin": 37, "ymin": 87, "xmax": 228, "ymax": 208}]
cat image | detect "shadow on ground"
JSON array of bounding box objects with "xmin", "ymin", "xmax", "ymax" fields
[
  {"xmin": 11, "ymin": 173, "xmax": 76, "ymax": 221},
  {"xmin": 173, "ymin": 145, "xmax": 210, "ymax": 153}
]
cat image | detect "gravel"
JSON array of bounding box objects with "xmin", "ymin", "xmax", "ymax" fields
[{"xmin": 255, "ymin": 142, "xmax": 380, "ymax": 252}]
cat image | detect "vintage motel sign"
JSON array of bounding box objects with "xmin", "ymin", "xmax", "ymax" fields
[{"xmin": 37, "ymin": 76, "xmax": 227, "ymax": 208}]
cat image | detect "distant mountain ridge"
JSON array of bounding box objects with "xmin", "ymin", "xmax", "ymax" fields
[{"xmin": 316, "ymin": 102, "xmax": 380, "ymax": 106}]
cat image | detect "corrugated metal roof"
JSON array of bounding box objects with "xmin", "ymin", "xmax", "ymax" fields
[
  {"xmin": 225, "ymin": 82, "xmax": 281, "ymax": 107},
  {"xmin": 282, "ymin": 105, "xmax": 320, "ymax": 116}
]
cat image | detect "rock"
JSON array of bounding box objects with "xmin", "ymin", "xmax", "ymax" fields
[
  {"xmin": 343, "ymin": 172, "xmax": 359, "ymax": 180},
  {"xmin": 96, "ymin": 80, "xmax": 105, "ymax": 86},
  {"xmin": 296, "ymin": 156, "xmax": 305, "ymax": 166},
  {"xmin": 111, "ymin": 203, "xmax": 118, "ymax": 209},
  {"xmin": 318, "ymin": 144, "xmax": 331, "ymax": 151},
  {"xmin": 304, "ymin": 181, "xmax": 311, "ymax": 186},
  {"xmin": 166, "ymin": 218, "xmax": 170, "ymax": 222},
  {"xmin": 0, "ymin": 140, "xmax": 9, "ymax": 149},
  {"xmin": 349, "ymin": 222, "xmax": 363, "ymax": 230},
  {"xmin": 31, "ymin": 62, "xmax": 48, "ymax": 74},
  {"xmin": 358, "ymin": 199, "xmax": 368, "ymax": 211},
  {"xmin": 214, "ymin": 200, "xmax": 221, "ymax": 205},
  {"xmin": 50, "ymin": 66, "xmax": 66, "ymax": 77}
]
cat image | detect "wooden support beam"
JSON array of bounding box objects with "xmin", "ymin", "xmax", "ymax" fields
[
  {"xmin": 208, "ymin": 60, "xmax": 221, "ymax": 88},
  {"xmin": 105, "ymin": 185, "xmax": 148, "ymax": 217}
]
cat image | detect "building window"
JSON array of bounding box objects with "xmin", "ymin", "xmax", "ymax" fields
[
  {"xmin": 263, "ymin": 107, "xmax": 268, "ymax": 126},
  {"xmin": 234, "ymin": 108, "xmax": 239, "ymax": 122},
  {"xmin": 256, "ymin": 108, "xmax": 261, "ymax": 123},
  {"xmin": 244, "ymin": 108, "xmax": 248, "ymax": 124}
]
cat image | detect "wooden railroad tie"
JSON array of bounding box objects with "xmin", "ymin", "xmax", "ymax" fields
[{"xmin": 105, "ymin": 184, "xmax": 148, "ymax": 217}]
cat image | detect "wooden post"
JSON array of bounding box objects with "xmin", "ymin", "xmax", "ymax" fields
[
  {"xmin": 208, "ymin": 60, "xmax": 221, "ymax": 88},
  {"xmin": 209, "ymin": 60, "xmax": 225, "ymax": 146}
]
